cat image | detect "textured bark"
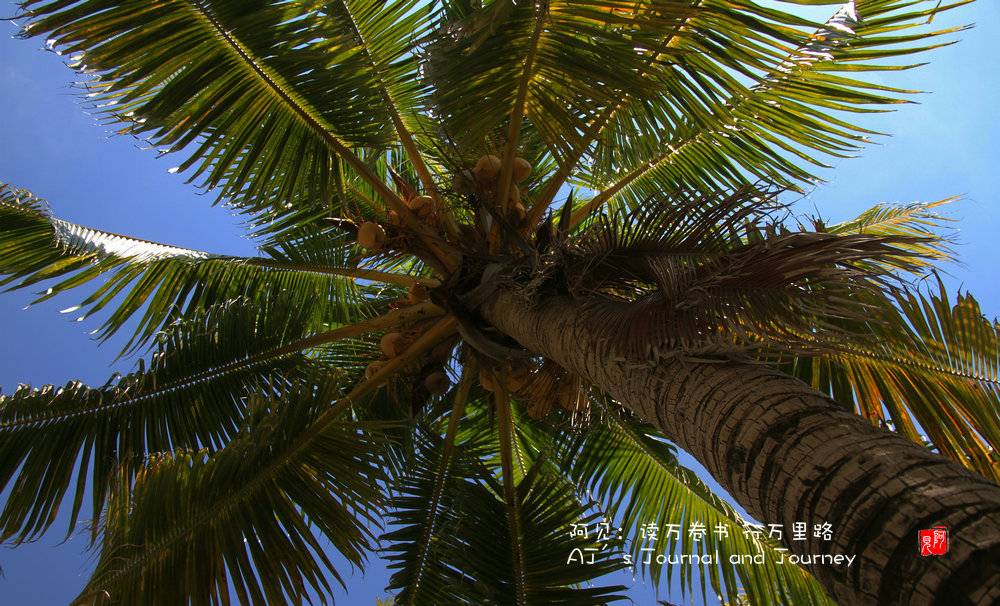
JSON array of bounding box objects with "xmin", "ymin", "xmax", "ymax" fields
[{"xmin": 481, "ymin": 290, "xmax": 1000, "ymax": 606}]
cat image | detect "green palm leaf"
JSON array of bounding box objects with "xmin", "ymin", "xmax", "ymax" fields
[
  {"xmin": 381, "ymin": 367, "xmax": 478, "ymax": 604},
  {"xmin": 385, "ymin": 377, "xmax": 631, "ymax": 605},
  {"xmin": 20, "ymin": 0, "xmax": 414, "ymax": 218},
  {"xmin": 0, "ymin": 183, "xmax": 404, "ymax": 352},
  {"xmin": 783, "ymin": 281, "xmax": 1000, "ymax": 481},
  {"xmin": 573, "ymin": 0, "xmax": 970, "ymax": 221},
  {"xmin": 383, "ymin": 427, "xmax": 483, "ymax": 604},
  {"xmin": 822, "ymin": 197, "xmax": 957, "ymax": 272},
  {"xmin": 0, "ymin": 293, "xmax": 335, "ymax": 544},
  {"xmin": 76, "ymin": 376, "xmax": 391, "ymax": 605},
  {"xmin": 426, "ymin": 0, "xmax": 707, "ymax": 159},
  {"xmin": 434, "ymin": 456, "xmax": 628, "ymax": 605}
]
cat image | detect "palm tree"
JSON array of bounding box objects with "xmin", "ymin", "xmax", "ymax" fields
[{"xmin": 2, "ymin": 0, "xmax": 998, "ymax": 605}]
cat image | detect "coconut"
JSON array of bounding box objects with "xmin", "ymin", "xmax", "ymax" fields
[
  {"xmin": 409, "ymin": 195, "xmax": 433, "ymax": 218},
  {"xmin": 513, "ymin": 157, "xmax": 532, "ymax": 182},
  {"xmin": 357, "ymin": 221, "xmax": 385, "ymax": 249},
  {"xmin": 473, "ymin": 155, "xmax": 502, "ymax": 183},
  {"xmin": 424, "ymin": 371, "xmax": 451, "ymax": 396},
  {"xmin": 386, "ymin": 210, "xmax": 401, "ymax": 226},
  {"xmin": 380, "ymin": 332, "xmax": 406, "ymax": 357}
]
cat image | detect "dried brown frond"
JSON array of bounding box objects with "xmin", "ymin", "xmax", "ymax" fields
[
  {"xmin": 562, "ymin": 187, "xmax": 782, "ymax": 294},
  {"xmin": 556, "ymin": 188, "xmax": 939, "ymax": 362}
]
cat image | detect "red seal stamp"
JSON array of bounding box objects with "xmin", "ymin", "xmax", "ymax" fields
[{"xmin": 918, "ymin": 526, "xmax": 948, "ymax": 556}]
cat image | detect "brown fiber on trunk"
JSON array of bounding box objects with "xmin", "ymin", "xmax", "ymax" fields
[{"xmin": 481, "ymin": 289, "xmax": 1000, "ymax": 606}]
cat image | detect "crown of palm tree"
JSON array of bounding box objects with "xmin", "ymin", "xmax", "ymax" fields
[{"xmin": 2, "ymin": 1, "xmax": 998, "ymax": 605}]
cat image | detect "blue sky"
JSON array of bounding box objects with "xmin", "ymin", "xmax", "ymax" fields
[{"xmin": 1, "ymin": 1, "xmax": 998, "ymax": 604}]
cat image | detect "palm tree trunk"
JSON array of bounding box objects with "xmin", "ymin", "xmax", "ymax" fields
[{"xmin": 481, "ymin": 290, "xmax": 1000, "ymax": 606}]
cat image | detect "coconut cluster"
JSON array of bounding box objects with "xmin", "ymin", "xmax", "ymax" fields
[
  {"xmin": 354, "ymin": 152, "xmax": 538, "ymax": 405},
  {"xmin": 361, "ymin": 278, "xmax": 441, "ymax": 384},
  {"xmin": 356, "ymin": 199, "xmax": 437, "ymax": 251},
  {"xmin": 354, "ymin": 153, "xmax": 534, "ymax": 254},
  {"xmin": 354, "ymin": 192, "xmax": 440, "ymax": 254},
  {"xmin": 464, "ymin": 154, "xmax": 532, "ymax": 226},
  {"xmin": 471, "ymin": 155, "xmax": 531, "ymax": 183},
  {"xmin": 366, "ymin": 327, "xmax": 452, "ymax": 397}
]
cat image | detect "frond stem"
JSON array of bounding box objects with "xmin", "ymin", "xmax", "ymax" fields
[
  {"xmin": 406, "ymin": 364, "xmax": 472, "ymax": 600},
  {"xmin": 249, "ymin": 259, "xmax": 441, "ymax": 288},
  {"xmin": 497, "ymin": 6, "xmax": 547, "ymax": 218},
  {"xmin": 528, "ymin": 107, "xmax": 614, "ymax": 229},
  {"xmin": 494, "ymin": 384, "xmax": 528, "ymax": 605},
  {"xmin": 329, "ymin": 0, "xmax": 462, "ymax": 241}
]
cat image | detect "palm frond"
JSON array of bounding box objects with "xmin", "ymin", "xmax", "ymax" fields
[
  {"xmin": 18, "ymin": 0, "xmax": 405, "ymax": 218},
  {"xmin": 0, "ymin": 183, "xmax": 384, "ymax": 353},
  {"xmin": 781, "ymin": 281, "xmax": 1000, "ymax": 482},
  {"xmin": 573, "ymin": 0, "xmax": 971, "ymax": 223},
  {"xmin": 75, "ymin": 376, "xmax": 391, "ymax": 605},
  {"xmin": 324, "ymin": 0, "xmax": 447, "ymax": 207},
  {"xmin": 0, "ymin": 294, "xmax": 329, "ymax": 544},
  {"xmin": 822, "ymin": 197, "xmax": 957, "ymax": 272},
  {"xmin": 425, "ymin": 1, "xmax": 723, "ymax": 159},
  {"xmin": 323, "ymin": 0, "xmax": 434, "ymax": 140},
  {"xmin": 441, "ymin": 456, "xmax": 629, "ymax": 605},
  {"xmin": 383, "ymin": 424, "xmax": 486, "ymax": 604},
  {"xmin": 386, "ymin": 378, "xmax": 631, "ymax": 605}
]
